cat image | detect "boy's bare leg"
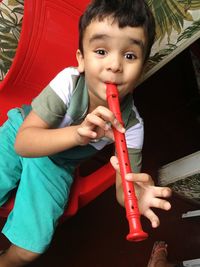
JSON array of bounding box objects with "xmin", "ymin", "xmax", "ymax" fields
[
  {"xmin": 147, "ymin": 241, "xmax": 175, "ymax": 267},
  {"xmin": 0, "ymin": 244, "xmax": 40, "ymax": 267}
]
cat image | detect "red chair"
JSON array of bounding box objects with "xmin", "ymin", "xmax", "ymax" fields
[{"xmin": 0, "ymin": 0, "xmax": 115, "ymax": 219}]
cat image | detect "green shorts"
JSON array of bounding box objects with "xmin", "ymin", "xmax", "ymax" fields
[{"xmin": 0, "ymin": 109, "xmax": 76, "ymax": 253}]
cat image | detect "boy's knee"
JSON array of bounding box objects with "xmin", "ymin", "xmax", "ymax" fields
[
  {"xmin": 10, "ymin": 245, "xmax": 41, "ymax": 264},
  {"xmin": 16, "ymin": 248, "xmax": 40, "ymax": 263}
]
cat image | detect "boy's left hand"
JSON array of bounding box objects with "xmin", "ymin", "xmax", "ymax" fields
[{"xmin": 110, "ymin": 156, "xmax": 172, "ymax": 228}]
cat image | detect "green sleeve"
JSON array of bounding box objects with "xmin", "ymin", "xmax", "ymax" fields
[
  {"xmin": 31, "ymin": 85, "xmax": 66, "ymax": 127},
  {"xmin": 128, "ymin": 148, "xmax": 142, "ymax": 173}
]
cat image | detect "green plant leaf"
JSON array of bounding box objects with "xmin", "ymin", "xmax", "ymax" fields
[
  {"xmin": 8, "ymin": 0, "xmax": 21, "ymax": 6},
  {"xmin": 0, "ymin": 33, "xmax": 17, "ymax": 42},
  {"xmin": 177, "ymin": 20, "xmax": 200, "ymax": 42},
  {"xmin": 0, "ymin": 0, "xmax": 24, "ymax": 80},
  {"xmin": 147, "ymin": 0, "xmax": 197, "ymax": 42},
  {"xmin": 12, "ymin": 7, "xmax": 24, "ymax": 15}
]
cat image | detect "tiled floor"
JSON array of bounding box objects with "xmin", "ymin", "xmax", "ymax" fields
[{"xmin": 0, "ymin": 46, "xmax": 200, "ymax": 266}]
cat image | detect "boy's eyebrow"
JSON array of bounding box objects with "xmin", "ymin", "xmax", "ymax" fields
[
  {"xmin": 129, "ymin": 38, "xmax": 145, "ymax": 53},
  {"xmin": 89, "ymin": 34, "xmax": 110, "ymax": 44},
  {"xmin": 89, "ymin": 33, "xmax": 145, "ymax": 52}
]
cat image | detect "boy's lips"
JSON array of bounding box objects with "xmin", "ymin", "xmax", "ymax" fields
[
  {"xmin": 104, "ymin": 81, "xmax": 121, "ymax": 86},
  {"xmin": 105, "ymin": 80, "xmax": 114, "ymax": 83}
]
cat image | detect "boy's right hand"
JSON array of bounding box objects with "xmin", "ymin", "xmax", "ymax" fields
[{"xmin": 76, "ymin": 105, "xmax": 125, "ymax": 145}]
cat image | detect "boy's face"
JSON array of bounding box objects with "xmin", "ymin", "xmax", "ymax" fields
[{"xmin": 76, "ymin": 16, "xmax": 146, "ymax": 106}]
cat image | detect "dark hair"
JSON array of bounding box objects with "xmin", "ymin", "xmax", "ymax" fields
[{"xmin": 78, "ymin": 0, "xmax": 155, "ymax": 62}]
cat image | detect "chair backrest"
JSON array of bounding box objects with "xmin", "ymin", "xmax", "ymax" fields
[{"xmin": 0, "ymin": 0, "xmax": 116, "ymax": 219}]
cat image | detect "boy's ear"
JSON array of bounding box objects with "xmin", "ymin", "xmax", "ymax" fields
[{"xmin": 76, "ymin": 49, "xmax": 85, "ymax": 73}]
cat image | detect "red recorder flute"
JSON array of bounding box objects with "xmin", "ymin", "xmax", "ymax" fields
[{"xmin": 106, "ymin": 83, "xmax": 148, "ymax": 242}]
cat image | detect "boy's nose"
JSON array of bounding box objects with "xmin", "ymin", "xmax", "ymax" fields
[{"xmin": 106, "ymin": 56, "xmax": 122, "ymax": 73}]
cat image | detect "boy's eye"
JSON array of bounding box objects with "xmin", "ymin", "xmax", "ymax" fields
[
  {"xmin": 95, "ymin": 49, "xmax": 107, "ymax": 56},
  {"xmin": 125, "ymin": 53, "xmax": 136, "ymax": 60}
]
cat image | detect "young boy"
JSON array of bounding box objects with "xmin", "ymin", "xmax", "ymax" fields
[{"xmin": 0, "ymin": 0, "xmax": 172, "ymax": 266}]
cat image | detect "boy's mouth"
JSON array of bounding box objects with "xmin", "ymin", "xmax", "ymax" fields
[
  {"xmin": 104, "ymin": 81, "xmax": 121, "ymax": 87},
  {"xmin": 105, "ymin": 80, "xmax": 117, "ymax": 84}
]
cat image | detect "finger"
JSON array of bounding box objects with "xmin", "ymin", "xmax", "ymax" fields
[
  {"xmin": 152, "ymin": 186, "xmax": 172, "ymax": 198},
  {"xmin": 110, "ymin": 155, "xmax": 120, "ymax": 171},
  {"xmin": 77, "ymin": 127, "xmax": 97, "ymax": 139},
  {"xmin": 104, "ymin": 128, "xmax": 114, "ymax": 140},
  {"xmin": 112, "ymin": 118, "xmax": 125, "ymax": 133},
  {"xmin": 86, "ymin": 113, "xmax": 110, "ymax": 131},
  {"xmin": 143, "ymin": 209, "xmax": 160, "ymax": 228},
  {"xmin": 125, "ymin": 172, "xmax": 153, "ymax": 184},
  {"xmin": 92, "ymin": 106, "xmax": 113, "ymax": 121},
  {"xmin": 150, "ymin": 197, "xmax": 171, "ymax": 211},
  {"xmin": 93, "ymin": 106, "xmax": 125, "ymax": 133}
]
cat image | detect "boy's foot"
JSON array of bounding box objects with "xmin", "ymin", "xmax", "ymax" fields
[{"xmin": 147, "ymin": 241, "xmax": 175, "ymax": 267}]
